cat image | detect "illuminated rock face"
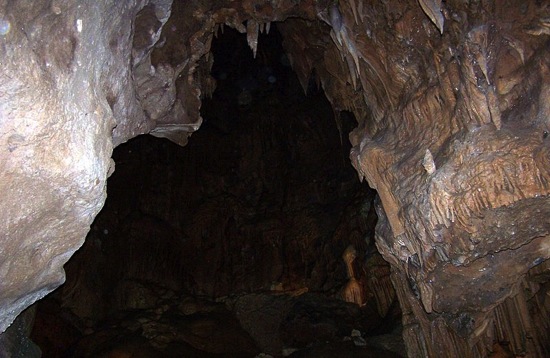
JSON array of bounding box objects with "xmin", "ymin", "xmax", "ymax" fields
[
  {"xmin": 0, "ymin": 0, "xmax": 549, "ymax": 356},
  {"xmin": 0, "ymin": 0, "xmax": 174, "ymax": 332}
]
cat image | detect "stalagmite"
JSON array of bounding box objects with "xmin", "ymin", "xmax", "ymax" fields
[{"xmin": 341, "ymin": 245, "xmax": 364, "ymax": 306}]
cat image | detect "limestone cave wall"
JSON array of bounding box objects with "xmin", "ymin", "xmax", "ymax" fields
[{"xmin": 0, "ymin": 0, "xmax": 549, "ymax": 357}]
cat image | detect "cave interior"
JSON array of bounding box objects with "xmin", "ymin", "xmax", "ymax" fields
[
  {"xmin": 0, "ymin": 0, "xmax": 549, "ymax": 357},
  {"xmin": 29, "ymin": 24, "xmax": 405, "ymax": 358}
]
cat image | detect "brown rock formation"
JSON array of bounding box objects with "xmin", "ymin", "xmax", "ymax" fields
[
  {"xmin": 0, "ymin": 0, "xmax": 548, "ymax": 357},
  {"xmin": 342, "ymin": 245, "xmax": 366, "ymax": 306}
]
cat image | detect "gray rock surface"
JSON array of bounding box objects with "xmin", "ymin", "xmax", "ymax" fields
[{"xmin": 0, "ymin": 0, "xmax": 158, "ymax": 331}]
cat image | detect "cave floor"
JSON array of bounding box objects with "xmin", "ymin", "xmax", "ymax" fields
[{"xmin": 32, "ymin": 283, "xmax": 405, "ymax": 358}]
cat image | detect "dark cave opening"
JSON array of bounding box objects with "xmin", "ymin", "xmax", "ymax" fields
[{"xmin": 30, "ymin": 25, "xmax": 404, "ymax": 357}]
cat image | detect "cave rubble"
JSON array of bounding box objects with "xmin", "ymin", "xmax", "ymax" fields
[{"xmin": 1, "ymin": 0, "xmax": 549, "ymax": 357}]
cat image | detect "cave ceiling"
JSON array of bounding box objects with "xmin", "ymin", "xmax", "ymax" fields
[{"xmin": 0, "ymin": 0, "xmax": 549, "ymax": 356}]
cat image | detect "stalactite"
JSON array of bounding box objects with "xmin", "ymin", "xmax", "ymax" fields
[
  {"xmin": 487, "ymin": 88, "xmax": 501, "ymax": 130},
  {"xmin": 246, "ymin": 19, "xmax": 259, "ymax": 58},
  {"xmin": 347, "ymin": 0, "xmax": 359, "ymax": 25},
  {"xmin": 492, "ymin": 288, "xmax": 545, "ymax": 356},
  {"xmin": 418, "ymin": 0, "xmax": 444, "ymax": 34},
  {"xmin": 328, "ymin": 3, "xmax": 342, "ymax": 35}
]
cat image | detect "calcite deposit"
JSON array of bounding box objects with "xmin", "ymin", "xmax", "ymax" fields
[{"xmin": 0, "ymin": 0, "xmax": 548, "ymax": 357}]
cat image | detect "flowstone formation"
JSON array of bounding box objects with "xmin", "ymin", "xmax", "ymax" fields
[{"xmin": 0, "ymin": 0, "xmax": 549, "ymax": 357}]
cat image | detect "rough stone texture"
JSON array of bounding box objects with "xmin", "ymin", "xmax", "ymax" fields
[
  {"xmin": 0, "ymin": 1, "xmax": 120, "ymax": 332},
  {"xmin": 276, "ymin": 2, "xmax": 550, "ymax": 356},
  {"xmin": 0, "ymin": 0, "xmax": 179, "ymax": 333},
  {"xmin": 1, "ymin": 0, "xmax": 549, "ymax": 357}
]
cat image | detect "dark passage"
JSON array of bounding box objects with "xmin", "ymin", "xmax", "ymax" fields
[{"xmin": 31, "ymin": 25, "xmax": 403, "ymax": 357}]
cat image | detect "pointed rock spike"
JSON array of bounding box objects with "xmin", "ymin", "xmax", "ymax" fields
[
  {"xmin": 349, "ymin": 0, "xmax": 359, "ymax": 25},
  {"xmin": 344, "ymin": 53, "xmax": 358, "ymax": 90},
  {"xmin": 342, "ymin": 30, "xmax": 360, "ymax": 76},
  {"xmin": 418, "ymin": 0, "xmax": 444, "ymax": 34},
  {"xmin": 329, "ymin": 3, "xmax": 342, "ymax": 31},
  {"xmin": 246, "ymin": 20, "xmax": 259, "ymax": 58},
  {"xmin": 330, "ymin": 30, "xmax": 343, "ymax": 50}
]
